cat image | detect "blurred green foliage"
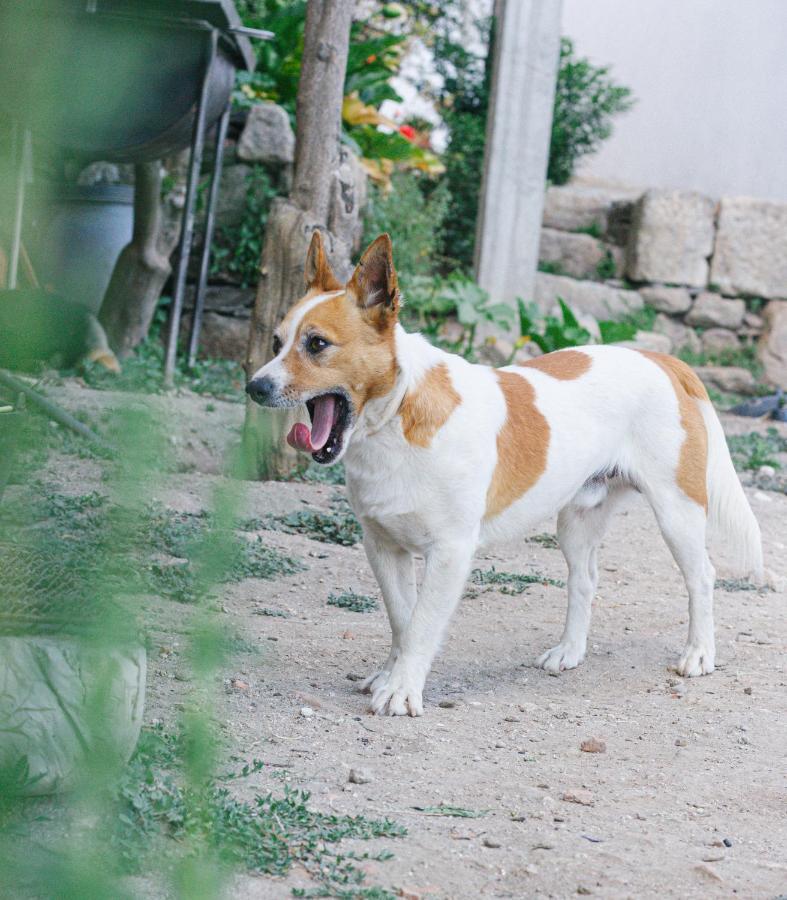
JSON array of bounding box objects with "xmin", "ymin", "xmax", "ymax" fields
[{"xmin": 549, "ymin": 38, "xmax": 634, "ymax": 186}]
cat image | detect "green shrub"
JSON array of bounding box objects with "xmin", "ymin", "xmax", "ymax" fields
[
  {"xmin": 363, "ymin": 171, "xmax": 449, "ymax": 278},
  {"xmin": 403, "ymin": 275, "xmax": 514, "ymax": 358},
  {"xmin": 549, "ymin": 38, "xmax": 634, "ymax": 185},
  {"xmin": 210, "ymin": 165, "xmax": 282, "ymax": 288}
]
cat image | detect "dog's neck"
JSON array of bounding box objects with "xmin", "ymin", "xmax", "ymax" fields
[{"xmin": 353, "ymin": 324, "xmax": 445, "ymax": 441}]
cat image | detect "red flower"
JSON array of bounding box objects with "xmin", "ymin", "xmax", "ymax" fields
[{"xmin": 399, "ymin": 124, "xmax": 416, "ymax": 141}]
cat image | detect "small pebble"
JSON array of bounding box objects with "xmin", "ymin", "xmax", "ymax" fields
[
  {"xmin": 758, "ymin": 464, "xmax": 776, "ymax": 478},
  {"xmin": 230, "ymin": 679, "xmax": 249, "ymax": 691},
  {"xmin": 346, "ymin": 673, "xmax": 364, "ymax": 682},
  {"xmin": 348, "ymin": 767, "xmax": 372, "ymax": 784},
  {"xmin": 723, "ymin": 837, "xmax": 733, "ymax": 848},
  {"xmin": 561, "ymin": 789, "xmax": 594, "ymax": 807},
  {"xmin": 438, "ymin": 700, "xmax": 456, "ymax": 709},
  {"xmin": 675, "ymin": 739, "xmax": 688, "ymax": 747},
  {"xmin": 300, "ymin": 706, "xmax": 314, "ymax": 718},
  {"xmin": 580, "ymin": 737, "xmax": 606, "ymax": 754},
  {"xmin": 577, "ymin": 887, "xmax": 592, "ymax": 895},
  {"xmin": 743, "ymin": 686, "xmax": 752, "ymax": 695},
  {"xmin": 482, "ymin": 836, "xmax": 501, "ymax": 848}
]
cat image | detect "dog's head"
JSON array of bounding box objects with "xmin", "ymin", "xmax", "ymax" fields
[{"xmin": 246, "ymin": 232, "xmax": 400, "ymax": 465}]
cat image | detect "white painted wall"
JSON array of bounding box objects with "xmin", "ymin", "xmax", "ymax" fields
[{"xmin": 561, "ymin": 0, "xmax": 787, "ymax": 202}]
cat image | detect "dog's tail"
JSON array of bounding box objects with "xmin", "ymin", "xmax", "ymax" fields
[{"xmin": 700, "ymin": 400, "xmax": 763, "ymax": 579}]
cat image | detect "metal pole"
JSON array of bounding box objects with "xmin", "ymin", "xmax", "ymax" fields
[
  {"xmin": 163, "ymin": 28, "xmax": 218, "ymax": 386},
  {"xmin": 9, "ymin": 129, "xmax": 31, "ymax": 291},
  {"xmin": 186, "ymin": 101, "xmax": 230, "ymax": 368}
]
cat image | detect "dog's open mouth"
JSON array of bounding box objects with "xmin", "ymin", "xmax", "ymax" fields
[{"xmin": 286, "ymin": 392, "xmax": 351, "ymax": 464}]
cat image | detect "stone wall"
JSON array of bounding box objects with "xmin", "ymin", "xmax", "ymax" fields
[{"xmin": 537, "ymin": 181, "xmax": 787, "ymax": 390}]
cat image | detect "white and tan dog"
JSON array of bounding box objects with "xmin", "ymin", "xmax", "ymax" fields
[{"xmin": 246, "ymin": 232, "xmax": 763, "ymax": 717}]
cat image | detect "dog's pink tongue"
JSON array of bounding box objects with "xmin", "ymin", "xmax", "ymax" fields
[{"xmin": 285, "ymin": 395, "xmax": 336, "ymax": 453}]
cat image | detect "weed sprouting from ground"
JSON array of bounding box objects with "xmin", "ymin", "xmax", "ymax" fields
[
  {"xmin": 263, "ymin": 496, "xmax": 362, "ymax": 547},
  {"xmin": 328, "ymin": 591, "xmax": 378, "ymax": 614},
  {"xmin": 471, "ymin": 567, "xmax": 565, "ymax": 595},
  {"xmin": 527, "ymin": 533, "xmax": 560, "ymax": 550},
  {"xmin": 727, "ymin": 428, "xmax": 787, "ymax": 472},
  {"xmin": 113, "ymin": 726, "xmax": 405, "ymax": 894},
  {"xmin": 715, "ymin": 578, "xmax": 770, "ymax": 593}
]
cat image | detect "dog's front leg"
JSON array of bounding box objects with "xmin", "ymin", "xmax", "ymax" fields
[
  {"xmin": 370, "ymin": 537, "xmax": 475, "ymax": 717},
  {"xmin": 359, "ymin": 523, "xmax": 417, "ymax": 695}
]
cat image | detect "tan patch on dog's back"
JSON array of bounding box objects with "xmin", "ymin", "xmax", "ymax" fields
[
  {"xmin": 399, "ymin": 363, "xmax": 461, "ymax": 447},
  {"xmin": 640, "ymin": 351, "xmax": 709, "ymax": 511},
  {"xmin": 520, "ymin": 349, "xmax": 592, "ymax": 380},
  {"xmin": 485, "ymin": 372, "xmax": 550, "ymax": 519}
]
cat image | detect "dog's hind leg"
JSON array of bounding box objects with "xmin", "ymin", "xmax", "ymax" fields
[
  {"xmin": 359, "ymin": 522, "xmax": 417, "ymax": 695},
  {"xmin": 645, "ymin": 486, "xmax": 715, "ymax": 676},
  {"xmin": 536, "ymin": 486, "xmax": 624, "ymax": 674}
]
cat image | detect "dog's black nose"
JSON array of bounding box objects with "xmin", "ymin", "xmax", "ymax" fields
[{"xmin": 245, "ymin": 375, "xmax": 276, "ymax": 405}]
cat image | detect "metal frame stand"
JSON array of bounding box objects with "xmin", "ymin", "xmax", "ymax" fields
[
  {"xmin": 186, "ymin": 101, "xmax": 230, "ymax": 368},
  {"xmin": 163, "ymin": 28, "xmax": 218, "ymax": 386}
]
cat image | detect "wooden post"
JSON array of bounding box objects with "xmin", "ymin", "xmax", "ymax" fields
[
  {"xmin": 243, "ymin": 0, "xmax": 356, "ymax": 479},
  {"xmin": 475, "ymin": 0, "xmax": 563, "ymax": 306}
]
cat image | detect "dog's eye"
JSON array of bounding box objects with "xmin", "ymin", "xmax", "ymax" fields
[
  {"xmin": 272, "ymin": 335, "xmax": 282, "ymax": 356},
  {"xmin": 306, "ymin": 335, "xmax": 330, "ymax": 354}
]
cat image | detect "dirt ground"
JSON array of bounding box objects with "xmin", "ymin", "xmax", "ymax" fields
[{"xmin": 44, "ymin": 383, "xmax": 787, "ymax": 898}]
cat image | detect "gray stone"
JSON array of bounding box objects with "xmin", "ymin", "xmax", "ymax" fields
[
  {"xmin": 534, "ymin": 272, "xmax": 643, "ymax": 321},
  {"xmin": 695, "ymin": 365, "xmax": 757, "ymax": 395},
  {"xmin": 215, "ymin": 164, "xmax": 253, "ymax": 228},
  {"xmin": 743, "ymin": 311, "xmax": 765, "ymax": 332},
  {"xmin": 640, "ymin": 285, "xmax": 693, "ymax": 315},
  {"xmin": 710, "ymin": 197, "xmax": 787, "ymax": 300},
  {"xmin": 653, "ymin": 313, "xmax": 702, "ymax": 354},
  {"xmin": 701, "ymin": 328, "xmax": 740, "ymax": 355},
  {"xmin": 237, "ymin": 101, "xmax": 295, "ymax": 165},
  {"xmin": 538, "ymin": 228, "xmax": 620, "ymax": 280},
  {"xmin": 626, "ymin": 189, "xmax": 716, "ymax": 287},
  {"xmin": 348, "ymin": 767, "xmax": 372, "ymax": 785},
  {"xmin": 542, "ymin": 181, "xmax": 642, "ymax": 240},
  {"xmin": 685, "ymin": 292, "xmax": 746, "ymax": 329},
  {"xmin": 181, "ymin": 311, "xmax": 249, "ymax": 362},
  {"xmin": 758, "ymin": 300, "xmax": 787, "ymax": 388},
  {"xmin": 185, "ymin": 286, "xmax": 256, "ymax": 314},
  {"xmin": 619, "ymin": 330, "xmax": 673, "ymax": 354}
]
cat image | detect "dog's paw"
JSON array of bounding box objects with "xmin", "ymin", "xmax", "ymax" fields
[
  {"xmin": 358, "ymin": 669, "xmax": 391, "ymax": 695},
  {"xmin": 535, "ymin": 642, "xmax": 585, "ymax": 674},
  {"xmin": 370, "ymin": 665, "xmax": 424, "ymax": 717},
  {"xmin": 676, "ymin": 642, "xmax": 715, "ymax": 677}
]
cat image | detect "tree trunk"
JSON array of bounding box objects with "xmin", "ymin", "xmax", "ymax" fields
[
  {"xmin": 99, "ymin": 155, "xmax": 187, "ymax": 358},
  {"xmin": 243, "ymin": 0, "xmax": 357, "ymax": 480}
]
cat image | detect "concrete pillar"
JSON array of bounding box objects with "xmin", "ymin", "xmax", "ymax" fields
[{"xmin": 475, "ymin": 0, "xmax": 563, "ymax": 305}]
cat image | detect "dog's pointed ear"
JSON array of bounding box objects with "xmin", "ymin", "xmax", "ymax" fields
[
  {"xmin": 304, "ymin": 230, "xmax": 342, "ymax": 292},
  {"xmin": 347, "ymin": 234, "xmax": 399, "ymax": 326}
]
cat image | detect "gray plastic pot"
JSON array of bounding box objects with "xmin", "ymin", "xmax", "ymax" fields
[{"xmin": 0, "ymin": 636, "xmax": 146, "ymax": 796}]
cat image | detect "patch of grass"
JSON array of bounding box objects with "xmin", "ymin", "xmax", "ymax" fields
[
  {"xmin": 575, "ymin": 222, "xmax": 603, "ymax": 239},
  {"xmin": 527, "ymin": 533, "xmax": 560, "ymax": 550},
  {"xmin": 726, "ymin": 428, "xmax": 786, "ymax": 472},
  {"xmin": 537, "ymin": 260, "xmax": 567, "ymax": 277},
  {"xmin": 678, "ymin": 343, "xmax": 763, "ymax": 378},
  {"xmin": 328, "ymin": 591, "xmax": 378, "ymax": 613},
  {"xmin": 594, "ymin": 250, "xmax": 617, "ymax": 281},
  {"xmin": 253, "ymin": 607, "xmax": 289, "ymax": 618},
  {"xmin": 413, "ymin": 805, "xmax": 486, "ymax": 818},
  {"xmin": 715, "ymin": 577, "xmax": 766, "ymax": 593},
  {"xmin": 113, "ymin": 726, "xmax": 405, "ymax": 895},
  {"xmin": 471, "ymin": 567, "xmax": 565, "ymax": 595},
  {"xmin": 265, "ymin": 497, "xmax": 362, "ymax": 547},
  {"xmin": 78, "ymin": 312, "xmax": 244, "ymax": 401},
  {"xmin": 300, "ymin": 461, "xmax": 346, "ymax": 485}
]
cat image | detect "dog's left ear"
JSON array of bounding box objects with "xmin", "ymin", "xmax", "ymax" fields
[
  {"xmin": 347, "ymin": 234, "xmax": 399, "ymax": 327},
  {"xmin": 304, "ymin": 229, "xmax": 342, "ymax": 292}
]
